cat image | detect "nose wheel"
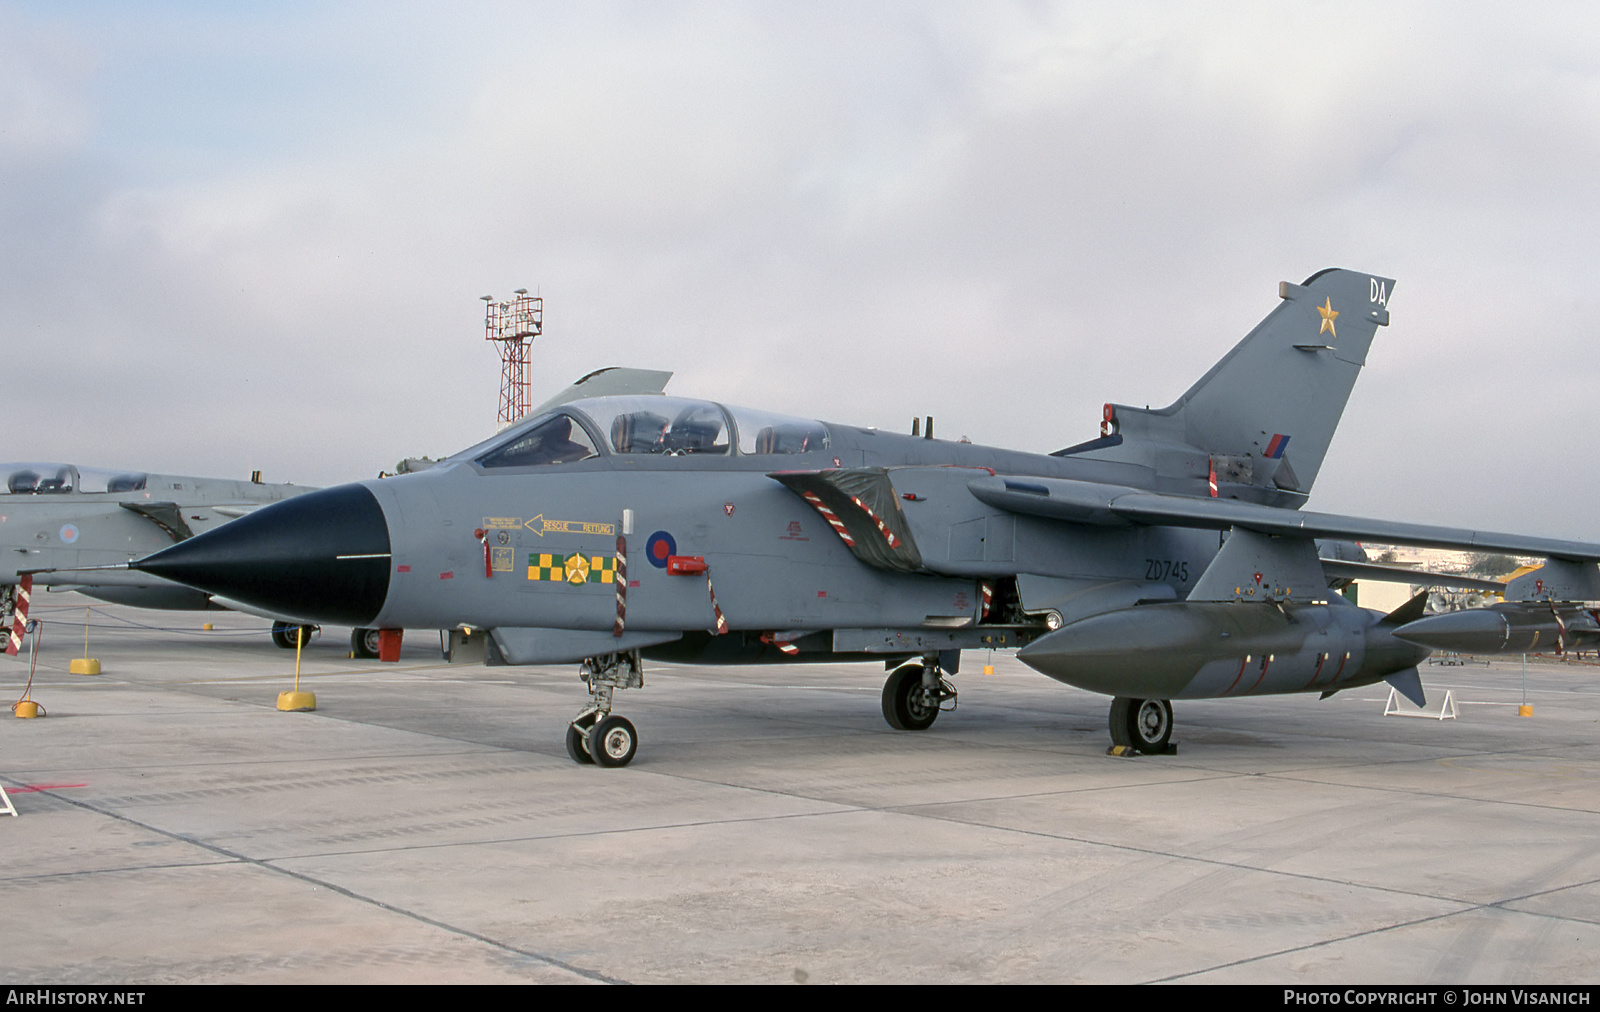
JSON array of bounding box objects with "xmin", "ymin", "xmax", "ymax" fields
[
  {"xmin": 590, "ymin": 715, "xmax": 638, "ymax": 767},
  {"xmin": 565, "ymin": 652, "xmax": 643, "ymax": 768},
  {"xmin": 565, "ymin": 712, "xmax": 598, "ymax": 765}
]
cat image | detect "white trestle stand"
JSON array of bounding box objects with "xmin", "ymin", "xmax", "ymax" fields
[{"xmin": 1384, "ymin": 687, "xmax": 1458, "ymax": 720}]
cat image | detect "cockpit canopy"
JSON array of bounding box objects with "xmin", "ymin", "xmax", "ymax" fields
[
  {"xmin": 476, "ymin": 415, "xmax": 601, "ymax": 469},
  {"xmin": 1, "ymin": 463, "xmax": 149, "ymax": 494},
  {"xmin": 470, "ymin": 396, "xmax": 829, "ymax": 469},
  {"xmin": 587, "ymin": 396, "xmax": 731, "ymax": 457}
]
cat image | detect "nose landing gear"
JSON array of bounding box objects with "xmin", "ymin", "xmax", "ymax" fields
[{"xmin": 566, "ymin": 651, "xmax": 644, "ymax": 768}]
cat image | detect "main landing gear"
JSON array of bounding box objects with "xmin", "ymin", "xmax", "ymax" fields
[
  {"xmin": 270, "ymin": 621, "xmax": 316, "ymax": 649},
  {"xmin": 1109, "ymin": 696, "xmax": 1174, "ymax": 754},
  {"xmin": 350, "ymin": 628, "xmax": 381, "ymax": 659},
  {"xmin": 565, "ymin": 651, "xmax": 643, "ymax": 768},
  {"xmin": 881, "ymin": 655, "xmax": 957, "ymax": 731}
]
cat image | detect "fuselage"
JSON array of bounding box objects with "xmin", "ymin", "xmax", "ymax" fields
[
  {"xmin": 132, "ymin": 395, "xmax": 1429, "ymax": 697},
  {"xmin": 287, "ymin": 396, "xmax": 1231, "ymax": 633}
]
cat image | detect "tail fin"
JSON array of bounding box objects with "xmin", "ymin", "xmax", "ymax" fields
[{"xmin": 1065, "ymin": 269, "xmax": 1394, "ymax": 504}]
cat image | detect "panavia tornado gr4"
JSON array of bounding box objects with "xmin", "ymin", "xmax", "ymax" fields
[
  {"xmin": 0, "ymin": 463, "xmax": 319, "ymax": 653},
  {"xmin": 130, "ymin": 269, "xmax": 1600, "ymax": 767}
]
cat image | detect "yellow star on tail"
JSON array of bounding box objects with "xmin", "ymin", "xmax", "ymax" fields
[{"xmin": 1317, "ymin": 297, "xmax": 1339, "ymax": 338}]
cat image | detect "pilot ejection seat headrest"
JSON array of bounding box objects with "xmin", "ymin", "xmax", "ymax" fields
[{"xmin": 611, "ymin": 411, "xmax": 669, "ymax": 453}]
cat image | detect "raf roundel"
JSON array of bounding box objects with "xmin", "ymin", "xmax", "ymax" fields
[
  {"xmin": 645, "ymin": 530, "xmax": 677, "ymax": 570},
  {"xmin": 59, "ymin": 524, "xmax": 79, "ymax": 544}
]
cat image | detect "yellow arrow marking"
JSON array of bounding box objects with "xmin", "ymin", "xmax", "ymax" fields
[{"xmin": 523, "ymin": 514, "xmax": 616, "ymax": 537}]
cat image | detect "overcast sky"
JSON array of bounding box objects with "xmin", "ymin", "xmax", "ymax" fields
[{"xmin": 3, "ymin": 2, "xmax": 1597, "ymax": 538}]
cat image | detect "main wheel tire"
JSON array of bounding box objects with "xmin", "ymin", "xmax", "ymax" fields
[
  {"xmin": 271, "ymin": 622, "xmax": 315, "ymax": 649},
  {"xmin": 1109, "ymin": 697, "xmax": 1173, "ymax": 754},
  {"xmin": 590, "ymin": 715, "xmax": 638, "ymax": 768},
  {"xmin": 882, "ymin": 663, "xmax": 939, "ymax": 731},
  {"xmin": 350, "ymin": 628, "xmax": 381, "ymax": 659},
  {"xmin": 565, "ymin": 714, "xmax": 597, "ymax": 765}
]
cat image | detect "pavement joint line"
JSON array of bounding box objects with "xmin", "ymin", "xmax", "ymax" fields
[
  {"xmin": 1264, "ymin": 758, "xmax": 1600, "ymax": 817},
  {"xmin": 21, "ymin": 784, "xmax": 631, "ymax": 985},
  {"xmin": 878, "ymin": 797, "xmax": 1600, "ymax": 921},
  {"xmin": 2, "ymin": 747, "xmax": 514, "ymax": 777},
  {"xmin": 0, "ymin": 859, "xmax": 242, "ymax": 884},
  {"xmin": 1148, "ymin": 906, "xmax": 1472, "ymax": 983},
  {"xmin": 237, "ymin": 804, "xmax": 867, "ymax": 863},
  {"xmin": 71, "ymin": 664, "xmax": 462, "ymax": 687},
  {"xmin": 1148, "ymin": 872, "xmax": 1600, "ymax": 983},
  {"xmin": 622, "ymin": 762, "xmax": 1600, "ymax": 918}
]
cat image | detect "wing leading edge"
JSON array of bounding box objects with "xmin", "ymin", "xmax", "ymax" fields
[{"xmin": 966, "ymin": 475, "xmax": 1600, "ymax": 563}]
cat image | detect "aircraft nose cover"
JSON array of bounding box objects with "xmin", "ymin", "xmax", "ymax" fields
[{"xmin": 133, "ymin": 483, "xmax": 391, "ymax": 626}]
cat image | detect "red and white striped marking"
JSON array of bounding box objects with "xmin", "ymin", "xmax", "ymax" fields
[
  {"xmin": 475, "ymin": 529, "xmax": 492, "ymax": 579},
  {"xmin": 760, "ymin": 632, "xmax": 801, "ymax": 656},
  {"xmin": 848, "ymin": 495, "xmax": 899, "ymax": 548},
  {"xmin": 802, "ymin": 491, "xmax": 856, "ymax": 547},
  {"xmin": 6, "ymin": 574, "xmax": 31, "ymax": 656},
  {"xmin": 612, "ymin": 535, "xmax": 628, "ymax": 637},
  {"xmin": 980, "ymin": 581, "xmax": 994, "ymax": 620},
  {"xmin": 706, "ymin": 571, "xmax": 728, "ymax": 635}
]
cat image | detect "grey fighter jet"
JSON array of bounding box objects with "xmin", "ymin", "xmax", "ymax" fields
[
  {"xmin": 0, "ymin": 463, "xmax": 327, "ymax": 649},
  {"xmin": 130, "ymin": 269, "xmax": 1600, "ymax": 767}
]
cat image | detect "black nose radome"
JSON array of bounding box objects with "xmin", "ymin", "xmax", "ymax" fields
[{"xmin": 134, "ymin": 483, "xmax": 391, "ymax": 626}]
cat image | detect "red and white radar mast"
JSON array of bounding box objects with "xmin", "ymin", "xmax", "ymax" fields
[{"xmin": 482, "ymin": 289, "xmax": 542, "ymax": 428}]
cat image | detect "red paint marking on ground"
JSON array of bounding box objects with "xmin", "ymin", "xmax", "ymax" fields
[{"xmin": 10, "ymin": 783, "xmax": 88, "ymax": 793}]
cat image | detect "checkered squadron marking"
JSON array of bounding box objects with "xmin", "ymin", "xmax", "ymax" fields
[
  {"xmin": 528, "ymin": 553, "xmax": 562, "ymax": 581},
  {"xmin": 527, "ymin": 553, "xmax": 616, "ymax": 584}
]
